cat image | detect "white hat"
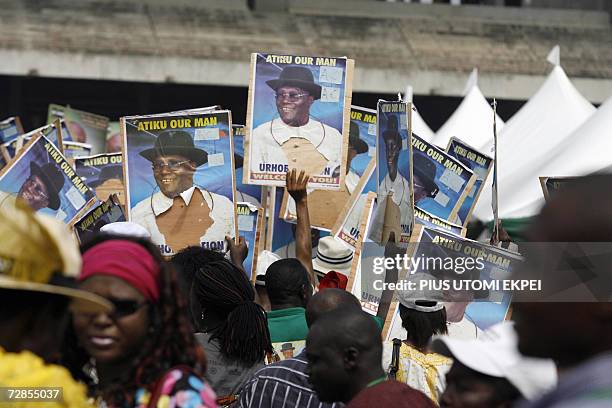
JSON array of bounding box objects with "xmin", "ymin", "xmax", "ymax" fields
[
  {"xmin": 255, "ymin": 250, "xmax": 281, "ymax": 286},
  {"xmin": 100, "ymin": 222, "xmax": 151, "ymax": 239},
  {"xmin": 312, "ymin": 236, "xmax": 353, "ymax": 277},
  {"xmin": 432, "ymin": 321, "xmax": 557, "ymax": 400},
  {"xmin": 396, "ymin": 273, "xmax": 444, "ymax": 312}
]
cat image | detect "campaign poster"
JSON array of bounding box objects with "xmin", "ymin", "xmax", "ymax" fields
[
  {"xmin": 0, "ymin": 133, "xmax": 95, "ymax": 223},
  {"xmin": 244, "ymin": 53, "xmax": 354, "ymax": 189},
  {"xmin": 73, "ymin": 194, "xmax": 126, "ymax": 244},
  {"xmin": 279, "ymin": 105, "xmax": 376, "ymax": 230},
  {"xmin": 346, "ymin": 193, "xmax": 387, "ymax": 315},
  {"xmin": 380, "ymin": 226, "xmax": 522, "ymax": 341},
  {"xmin": 411, "ymin": 135, "xmax": 476, "ymax": 222},
  {"xmin": 75, "ymin": 153, "xmax": 125, "ymax": 208},
  {"xmin": 539, "ymin": 176, "xmax": 582, "ymax": 202},
  {"xmin": 42, "ymin": 120, "xmax": 74, "ymax": 149},
  {"xmin": 373, "ymin": 100, "xmax": 413, "ymax": 245},
  {"xmin": 48, "ymin": 104, "xmax": 109, "ymax": 154},
  {"xmin": 233, "ymin": 125, "xmax": 262, "ymax": 207},
  {"xmin": 123, "ymin": 111, "xmax": 238, "ymax": 256},
  {"xmin": 62, "ymin": 141, "xmax": 92, "ymax": 161},
  {"xmin": 106, "ymin": 122, "xmax": 122, "ymax": 153},
  {"xmin": 237, "ymin": 202, "xmax": 264, "ymax": 280},
  {"xmin": 332, "ymin": 162, "xmax": 377, "ymax": 250},
  {"xmin": 446, "ymin": 137, "xmax": 493, "ymax": 226},
  {"xmin": 415, "ymin": 206, "xmax": 466, "ymax": 237},
  {"xmin": 0, "ymin": 117, "xmax": 24, "ymax": 144},
  {"xmin": 349, "ymin": 106, "xmax": 377, "ymax": 177}
]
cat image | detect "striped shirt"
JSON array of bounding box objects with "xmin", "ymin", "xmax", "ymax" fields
[{"xmin": 236, "ymin": 350, "xmax": 342, "ymax": 408}]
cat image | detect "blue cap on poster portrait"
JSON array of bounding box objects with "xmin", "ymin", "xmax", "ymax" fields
[
  {"xmin": 139, "ymin": 130, "xmax": 208, "ymax": 166},
  {"xmin": 266, "ymin": 66, "xmax": 322, "ymax": 100}
]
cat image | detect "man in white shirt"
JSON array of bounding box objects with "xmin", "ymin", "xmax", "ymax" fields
[
  {"xmin": 130, "ymin": 130, "xmax": 234, "ymax": 256},
  {"xmin": 250, "ymin": 66, "xmax": 343, "ymax": 179},
  {"xmin": 378, "ymin": 115, "xmax": 413, "ymax": 235}
]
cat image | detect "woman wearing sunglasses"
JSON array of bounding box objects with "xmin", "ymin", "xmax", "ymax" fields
[{"xmin": 64, "ymin": 234, "xmax": 217, "ymax": 408}]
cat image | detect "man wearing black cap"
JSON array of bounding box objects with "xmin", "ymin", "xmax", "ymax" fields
[
  {"xmin": 131, "ymin": 130, "xmax": 234, "ymax": 254},
  {"xmin": 0, "ymin": 161, "xmax": 65, "ymax": 212},
  {"xmin": 251, "ymin": 66, "xmax": 343, "ymax": 178}
]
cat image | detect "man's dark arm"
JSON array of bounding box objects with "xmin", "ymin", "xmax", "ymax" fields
[{"xmin": 286, "ymin": 169, "xmax": 317, "ymax": 287}]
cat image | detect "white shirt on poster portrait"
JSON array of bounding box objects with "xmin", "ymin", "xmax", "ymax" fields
[
  {"xmin": 130, "ymin": 186, "xmax": 234, "ymax": 255},
  {"xmin": 250, "ymin": 118, "xmax": 342, "ymax": 174}
]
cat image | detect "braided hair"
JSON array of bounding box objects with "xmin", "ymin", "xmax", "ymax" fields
[
  {"xmin": 192, "ymin": 258, "xmax": 272, "ymax": 366},
  {"xmin": 61, "ymin": 234, "xmax": 206, "ymax": 407}
]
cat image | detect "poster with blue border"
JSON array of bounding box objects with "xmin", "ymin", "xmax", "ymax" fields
[
  {"xmin": 123, "ymin": 111, "xmax": 238, "ymax": 256},
  {"xmin": 0, "ymin": 133, "xmax": 95, "ymax": 224},
  {"xmin": 381, "ymin": 226, "xmax": 521, "ymax": 340},
  {"xmin": 374, "ymin": 100, "xmax": 413, "ymax": 244},
  {"xmin": 75, "ymin": 153, "xmax": 125, "ymax": 209},
  {"xmin": 411, "ymin": 134, "xmax": 475, "ymax": 222},
  {"xmin": 446, "ymin": 137, "xmax": 493, "ymax": 226},
  {"xmin": 244, "ymin": 53, "xmax": 354, "ymax": 189}
]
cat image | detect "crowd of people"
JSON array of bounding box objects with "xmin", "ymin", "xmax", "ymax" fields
[{"xmin": 1, "ymin": 171, "xmax": 611, "ymax": 408}]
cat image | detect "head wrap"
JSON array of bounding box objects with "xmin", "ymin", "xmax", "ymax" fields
[{"xmin": 80, "ymin": 240, "xmax": 161, "ymax": 302}]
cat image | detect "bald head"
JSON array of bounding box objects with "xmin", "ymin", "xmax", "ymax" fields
[
  {"xmin": 306, "ymin": 288, "xmax": 361, "ymax": 327},
  {"xmin": 306, "ymin": 308, "xmax": 384, "ymax": 403}
]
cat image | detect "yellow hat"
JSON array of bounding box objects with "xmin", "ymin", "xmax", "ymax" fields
[{"xmin": 0, "ymin": 200, "xmax": 112, "ymax": 313}]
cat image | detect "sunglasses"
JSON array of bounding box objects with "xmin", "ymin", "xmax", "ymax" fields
[
  {"xmin": 152, "ymin": 159, "xmax": 191, "ymax": 172},
  {"xmin": 275, "ymin": 92, "xmax": 309, "ymax": 102},
  {"xmin": 108, "ymin": 298, "xmax": 149, "ymax": 319}
]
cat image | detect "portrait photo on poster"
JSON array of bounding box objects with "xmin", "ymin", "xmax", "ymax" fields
[
  {"xmin": 445, "ymin": 137, "xmax": 493, "ymax": 227},
  {"xmin": 75, "ymin": 153, "xmax": 125, "ymax": 209},
  {"xmin": 123, "ymin": 111, "xmax": 237, "ymax": 256},
  {"xmin": 373, "ymin": 100, "xmax": 414, "ymax": 244},
  {"xmin": 244, "ymin": 53, "xmax": 353, "ymax": 189},
  {"xmin": 0, "ymin": 133, "xmax": 95, "ymax": 223},
  {"xmin": 411, "ymin": 134, "xmax": 476, "ymax": 223}
]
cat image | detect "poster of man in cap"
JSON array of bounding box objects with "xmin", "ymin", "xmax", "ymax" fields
[
  {"xmin": 411, "ymin": 134, "xmax": 476, "ymax": 222},
  {"xmin": 372, "ymin": 100, "xmax": 414, "ymax": 244},
  {"xmin": 75, "ymin": 153, "xmax": 125, "ymax": 207},
  {"xmin": 244, "ymin": 53, "xmax": 354, "ymax": 189},
  {"xmin": 446, "ymin": 137, "xmax": 493, "ymax": 226},
  {"xmin": 232, "ymin": 125, "xmax": 262, "ymax": 207},
  {"xmin": 380, "ymin": 226, "xmax": 522, "ymax": 341},
  {"xmin": 0, "ymin": 132, "xmax": 95, "ymax": 223},
  {"xmin": 122, "ymin": 111, "xmax": 237, "ymax": 256}
]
